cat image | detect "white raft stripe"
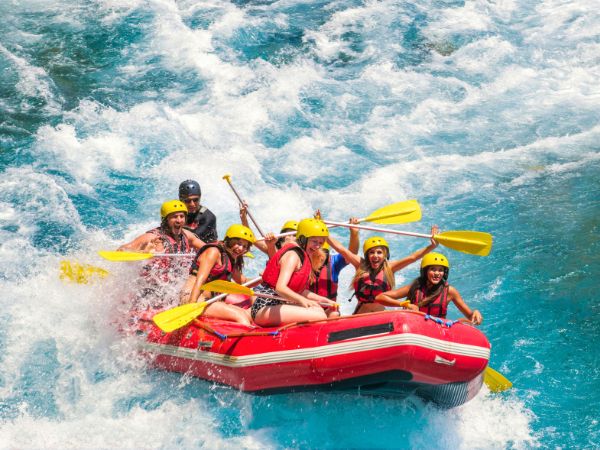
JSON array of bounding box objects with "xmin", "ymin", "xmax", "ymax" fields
[{"xmin": 139, "ymin": 333, "xmax": 490, "ymax": 368}]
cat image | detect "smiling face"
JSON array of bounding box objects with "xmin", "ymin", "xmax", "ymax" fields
[
  {"xmin": 305, "ymin": 236, "xmax": 326, "ymax": 255},
  {"xmin": 366, "ymin": 246, "xmax": 387, "ymax": 270},
  {"xmin": 227, "ymin": 238, "xmax": 251, "ymax": 258},
  {"xmin": 426, "ymin": 265, "xmax": 446, "ymax": 285},
  {"xmin": 166, "ymin": 212, "xmax": 186, "ymax": 235}
]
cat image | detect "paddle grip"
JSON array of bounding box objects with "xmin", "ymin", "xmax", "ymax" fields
[{"xmin": 223, "ymin": 175, "xmax": 266, "ymax": 237}]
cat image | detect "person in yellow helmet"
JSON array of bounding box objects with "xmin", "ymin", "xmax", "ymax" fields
[
  {"xmin": 374, "ymin": 253, "xmax": 483, "ymax": 325},
  {"xmin": 327, "ymin": 225, "xmax": 440, "ymax": 314},
  {"xmin": 250, "ymin": 218, "xmax": 338, "ymax": 327},
  {"xmin": 117, "ymin": 200, "xmax": 205, "ymax": 254},
  {"xmin": 308, "ymin": 213, "xmax": 360, "ymax": 303},
  {"xmin": 116, "ymin": 200, "xmax": 206, "ymax": 308},
  {"xmin": 238, "ymin": 202, "xmax": 296, "ymax": 257},
  {"xmin": 179, "ymin": 224, "xmax": 256, "ymax": 325}
]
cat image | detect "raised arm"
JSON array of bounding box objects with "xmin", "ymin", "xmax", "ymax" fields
[
  {"xmin": 327, "ymin": 235, "xmax": 361, "ymax": 268},
  {"xmin": 239, "ymin": 202, "xmax": 270, "ymax": 254},
  {"xmin": 388, "ymin": 225, "xmax": 439, "ymax": 272},
  {"xmin": 348, "ymin": 217, "xmax": 360, "ymax": 254}
]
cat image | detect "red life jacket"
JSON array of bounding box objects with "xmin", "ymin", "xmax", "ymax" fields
[
  {"xmin": 147, "ymin": 226, "xmax": 191, "ymax": 253},
  {"xmin": 309, "ymin": 256, "xmax": 338, "ymax": 300},
  {"xmin": 409, "ymin": 282, "xmax": 451, "ymax": 318},
  {"xmin": 353, "ymin": 269, "xmax": 390, "ymax": 303},
  {"xmin": 189, "ymin": 243, "xmax": 233, "ymax": 282},
  {"xmin": 262, "ymin": 243, "xmax": 311, "ymax": 293},
  {"xmin": 141, "ymin": 226, "xmax": 191, "ymax": 282}
]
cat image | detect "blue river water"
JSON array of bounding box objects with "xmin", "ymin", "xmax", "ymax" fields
[{"xmin": 1, "ymin": 0, "xmax": 599, "ymax": 448}]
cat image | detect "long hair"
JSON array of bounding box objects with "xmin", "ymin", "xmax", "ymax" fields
[
  {"xmin": 409, "ymin": 267, "xmax": 449, "ymax": 308},
  {"xmin": 351, "ymin": 258, "xmax": 395, "ymax": 290},
  {"xmin": 222, "ymin": 238, "xmax": 245, "ymax": 272},
  {"xmin": 297, "ymin": 236, "xmax": 326, "ymax": 285}
]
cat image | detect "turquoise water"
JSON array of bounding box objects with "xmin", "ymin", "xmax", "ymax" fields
[{"xmin": 1, "ymin": 0, "xmax": 599, "ymax": 448}]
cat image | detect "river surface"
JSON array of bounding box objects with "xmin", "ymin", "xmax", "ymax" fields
[{"xmin": 1, "ymin": 0, "xmax": 599, "ymax": 448}]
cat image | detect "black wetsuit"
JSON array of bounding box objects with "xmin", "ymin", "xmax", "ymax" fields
[{"xmin": 185, "ymin": 206, "xmax": 218, "ymax": 242}]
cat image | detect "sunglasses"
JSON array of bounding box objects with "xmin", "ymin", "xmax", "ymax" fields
[{"xmin": 183, "ymin": 197, "xmax": 200, "ymax": 204}]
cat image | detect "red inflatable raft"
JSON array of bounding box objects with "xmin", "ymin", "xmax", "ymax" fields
[{"xmin": 131, "ymin": 310, "xmax": 490, "ymax": 408}]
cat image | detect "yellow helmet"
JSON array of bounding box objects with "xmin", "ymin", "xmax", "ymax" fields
[
  {"xmin": 421, "ymin": 252, "xmax": 450, "ymax": 269},
  {"xmin": 160, "ymin": 200, "xmax": 188, "ymax": 219},
  {"xmin": 363, "ymin": 236, "xmax": 389, "ymax": 257},
  {"xmin": 280, "ymin": 220, "xmax": 299, "ymax": 233},
  {"xmin": 296, "ymin": 218, "xmax": 329, "ymax": 240},
  {"xmin": 225, "ymin": 224, "xmax": 256, "ymax": 244}
]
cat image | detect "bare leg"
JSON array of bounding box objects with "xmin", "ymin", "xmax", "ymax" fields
[
  {"xmin": 254, "ymin": 304, "xmax": 326, "ymax": 327},
  {"xmin": 203, "ymin": 302, "xmax": 253, "ymax": 326}
]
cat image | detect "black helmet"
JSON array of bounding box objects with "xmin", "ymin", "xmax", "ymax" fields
[{"xmin": 179, "ymin": 180, "xmax": 201, "ymax": 199}]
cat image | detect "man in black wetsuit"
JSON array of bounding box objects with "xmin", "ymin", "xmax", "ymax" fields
[{"xmin": 178, "ymin": 179, "xmax": 218, "ymax": 242}]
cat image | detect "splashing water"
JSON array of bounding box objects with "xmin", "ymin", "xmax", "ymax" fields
[{"xmin": 1, "ymin": 0, "xmax": 599, "ymax": 448}]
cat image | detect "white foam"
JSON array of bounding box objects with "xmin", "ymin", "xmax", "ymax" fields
[
  {"xmin": 409, "ymin": 390, "xmax": 538, "ymax": 449},
  {"xmin": 5, "ymin": 0, "xmax": 598, "ymax": 446},
  {"xmin": 0, "ymin": 43, "xmax": 62, "ymax": 114},
  {"xmin": 35, "ymin": 122, "xmax": 137, "ymax": 185}
]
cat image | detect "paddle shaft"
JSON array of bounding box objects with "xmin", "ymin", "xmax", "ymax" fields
[
  {"xmin": 223, "ymin": 174, "xmax": 265, "ymax": 237},
  {"xmin": 255, "ymin": 226, "xmax": 426, "ymax": 243},
  {"xmin": 146, "ymin": 252, "xmax": 196, "ymax": 257},
  {"xmin": 323, "ymin": 220, "xmax": 431, "ymax": 239},
  {"xmin": 329, "ymin": 211, "xmax": 405, "ymax": 230},
  {"xmin": 206, "ymin": 276, "xmax": 262, "ymax": 304},
  {"xmin": 255, "ymin": 230, "xmax": 295, "ymax": 242}
]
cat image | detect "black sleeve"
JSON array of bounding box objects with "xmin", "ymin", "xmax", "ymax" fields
[{"xmin": 193, "ymin": 209, "xmax": 218, "ymax": 242}]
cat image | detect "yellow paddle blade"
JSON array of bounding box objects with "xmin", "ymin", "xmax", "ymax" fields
[
  {"xmin": 152, "ymin": 302, "xmax": 209, "ymax": 333},
  {"xmin": 484, "ymin": 366, "xmax": 513, "ymax": 392},
  {"xmin": 60, "ymin": 260, "xmax": 109, "ymax": 284},
  {"xmin": 434, "ymin": 231, "xmax": 493, "ymax": 256},
  {"xmin": 363, "ymin": 200, "xmax": 421, "ymax": 225},
  {"xmin": 244, "ymin": 252, "xmax": 255, "ymax": 259},
  {"xmin": 201, "ymin": 280, "xmax": 255, "ymax": 296},
  {"xmin": 98, "ymin": 250, "xmax": 153, "ymax": 261}
]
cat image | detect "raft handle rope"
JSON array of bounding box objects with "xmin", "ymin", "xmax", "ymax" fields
[
  {"xmin": 424, "ymin": 314, "xmax": 458, "ymax": 328},
  {"xmin": 192, "ymin": 319, "xmax": 280, "ymax": 340}
]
